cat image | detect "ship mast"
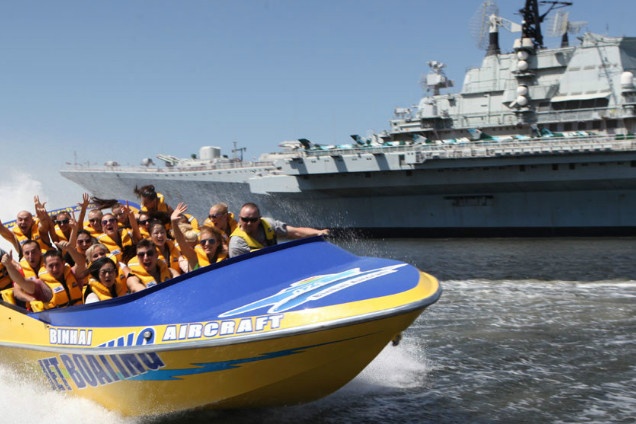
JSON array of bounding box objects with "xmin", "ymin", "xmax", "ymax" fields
[{"xmin": 520, "ymin": 0, "xmax": 572, "ymax": 49}]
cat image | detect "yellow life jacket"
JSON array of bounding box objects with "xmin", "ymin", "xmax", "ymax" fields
[
  {"xmin": 203, "ymin": 213, "xmax": 238, "ymax": 242},
  {"xmin": 83, "ymin": 275, "xmax": 128, "ymax": 302},
  {"xmin": 14, "ymin": 221, "xmax": 50, "ymax": 253},
  {"xmin": 126, "ymin": 257, "xmax": 173, "ymax": 288},
  {"xmin": 97, "ymin": 229, "xmax": 134, "ymax": 262},
  {"xmin": 194, "ymin": 244, "xmax": 226, "ymax": 267},
  {"xmin": 141, "ymin": 192, "xmax": 169, "ymax": 213},
  {"xmin": 32, "ymin": 264, "xmax": 83, "ymax": 311},
  {"xmin": 230, "ymin": 219, "xmax": 277, "ymax": 252},
  {"xmin": 157, "ymin": 240, "xmax": 183, "ymax": 273},
  {"xmin": 19, "ymin": 257, "xmax": 41, "ymax": 279},
  {"xmin": 0, "ymin": 264, "xmax": 11, "ymax": 291},
  {"xmin": 54, "ymin": 226, "xmax": 70, "ymax": 242}
]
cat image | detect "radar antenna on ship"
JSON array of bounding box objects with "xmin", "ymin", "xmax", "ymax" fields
[
  {"xmin": 520, "ymin": 0, "xmax": 572, "ymax": 49},
  {"xmin": 545, "ymin": 8, "xmax": 587, "ymax": 47},
  {"xmin": 471, "ymin": 1, "xmax": 522, "ymax": 57},
  {"xmin": 421, "ymin": 61, "xmax": 453, "ymax": 95}
]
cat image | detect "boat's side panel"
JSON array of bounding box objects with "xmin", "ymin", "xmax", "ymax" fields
[{"xmin": 0, "ymin": 308, "xmax": 426, "ymax": 416}]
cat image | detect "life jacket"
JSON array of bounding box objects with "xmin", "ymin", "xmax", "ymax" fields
[
  {"xmin": 84, "ymin": 223, "xmax": 103, "ymax": 238},
  {"xmin": 83, "ymin": 275, "xmax": 128, "ymax": 303},
  {"xmin": 194, "ymin": 244, "xmax": 226, "ymax": 267},
  {"xmin": 141, "ymin": 192, "xmax": 169, "ymax": 213},
  {"xmin": 203, "ymin": 213, "xmax": 238, "ymax": 242},
  {"xmin": 19, "ymin": 257, "xmax": 41, "ymax": 279},
  {"xmin": 230, "ymin": 219, "xmax": 277, "ymax": 252},
  {"xmin": 14, "ymin": 221, "xmax": 50, "ymax": 253},
  {"xmin": 54, "ymin": 226, "xmax": 70, "ymax": 242},
  {"xmin": 157, "ymin": 240, "xmax": 183, "ymax": 273},
  {"xmin": 182, "ymin": 213, "xmax": 200, "ymax": 230},
  {"xmin": 32, "ymin": 264, "xmax": 83, "ymax": 311},
  {"xmin": 0, "ymin": 264, "xmax": 11, "ymax": 291},
  {"xmin": 126, "ymin": 257, "xmax": 173, "ymax": 289},
  {"xmin": 97, "ymin": 229, "xmax": 134, "ymax": 262}
]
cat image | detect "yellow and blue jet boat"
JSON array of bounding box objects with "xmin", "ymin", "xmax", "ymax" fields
[{"xmin": 0, "ymin": 236, "xmax": 441, "ymax": 417}]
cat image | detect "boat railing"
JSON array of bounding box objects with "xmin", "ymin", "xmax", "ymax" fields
[{"xmin": 296, "ymin": 135, "xmax": 636, "ymax": 161}]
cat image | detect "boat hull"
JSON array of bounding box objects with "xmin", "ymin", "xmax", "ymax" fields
[
  {"xmin": 0, "ymin": 238, "xmax": 441, "ymax": 416},
  {"xmin": 0, "ymin": 307, "xmax": 426, "ymax": 416}
]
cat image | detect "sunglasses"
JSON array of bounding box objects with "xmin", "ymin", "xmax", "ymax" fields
[
  {"xmin": 102, "ymin": 218, "xmax": 117, "ymax": 225},
  {"xmin": 89, "ymin": 218, "xmax": 100, "ymax": 223},
  {"xmin": 208, "ymin": 212, "xmax": 226, "ymax": 219},
  {"xmin": 240, "ymin": 216, "xmax": 259, "ymax": 223},
  {"xmin": 56, "ymin": 219, "xmax": 70, "ymax": 225},
  {"xmin": 139, "ymin": 219, "xmax": 149, "ymax": 225},
  {"xmin": 200, "ymin": 238, "xmax": 217, "ymax": 246},
  {"xmin": 137, "ymin": 250, "xmax": 155, "ymax": 258}
]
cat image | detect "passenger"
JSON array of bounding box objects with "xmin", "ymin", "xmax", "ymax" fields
[
  {"xmin": 0, "ymin": 246, "xmax": 12, "ymax": 292},
  {"xmin": 203, "ymin": 202, "xmax": 237, "ymax": 251},
  {"xmin": 31, "ymin": 247, "xmax": 86, "ymax": 311},
  {"xmin": 75, "ymin": 229, "xmax": 96, "ymax": 259},
  {"xmin": 83, "ymin": 257, "xmax": 129, "ymax": 304},
  {"xmin": 53, "ymin": 211, "xmax": 73, "ymax": 242},
  {"xmin": 228, "ymin": 202, "xmax": 329, "ymax": 258},
  {"xmin": 126, "ymin": 239, "xmax": 179, "ymax": 293},
  {"xmin": 85, "ymin": 209, "xmax": 104, "ymax": 237},
  {"xmin": 0, "ymin": 201, "xmax": 52, "ymax": 255},
  {"xmin": 85, "ymin": 243, "xmax": 112, "ymax": 264},
  {"xmin": 18, "ymin": 239, "xmax": 44, "ymax": 279},
  {"xmin": 97, "ymin": 212, "xmax": 141, "ymax": 262},
  {"xmin": 148, "ymin": 221, "xmax": 183, "ymax": 274},
  {"xmin": 134, "ymin": 185, "xmax": 174, "ymax": 216},
  {"xmin": 137, "ymin": 211, "xmax": 152, "ymax": 238},
  {"xmin": 1, "ymin": 251, "xmax": 53, "ymax": 308},
  {"xmin": 171, "ymin": 203, "xmax": 225, "ymax": 272},
  {"xmin": 0, "ymin": 247, "xmax": 28, "ymax": 307}
]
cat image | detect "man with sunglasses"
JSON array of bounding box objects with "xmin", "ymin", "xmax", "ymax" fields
[
  {"xmin": 126, "ymin": 239, "xmax": 179, "ymax": 293},
  {"xmin": 228, "ymin": 202, "xmax": 329, "ymax": 258}
]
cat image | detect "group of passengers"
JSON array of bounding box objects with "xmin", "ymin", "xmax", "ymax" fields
[{"xmin": 0, "ymin": 185, "xmax": 329, "ymax": 312}]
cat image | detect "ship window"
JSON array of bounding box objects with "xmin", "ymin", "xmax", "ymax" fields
[
  {"xmin": 569, "ymin": 163, "xmax": 576, "ymax": 170},
  {"xmin": 519, "ymin": 165, "xmax": 526, "ymax": 172},
  {"xmin": 552, "ymin": 164, "xmax": 559, "ymax": 171},
  {"xmin": 577, "ymin": 122, "xmax": 586, "ymax": 130},
  {"xmin": 606, "ymin": 119, "xmax": 618, "ymax": 129},
  {"xmin": 406, "ymin": 170, "xmax": 413, "ymax": 177},
  {"xmin": 592, "ymin": 121, "xmax": 602, "ymax": 130}
]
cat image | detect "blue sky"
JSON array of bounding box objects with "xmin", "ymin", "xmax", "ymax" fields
[{"xmin": 0, "ymin": 0, "xmax": 633, "ymax": 214}]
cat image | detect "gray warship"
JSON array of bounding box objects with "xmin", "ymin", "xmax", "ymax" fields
[{"xmin": 61, "ymin": 0, "xmax": 636, "ymax": 236}]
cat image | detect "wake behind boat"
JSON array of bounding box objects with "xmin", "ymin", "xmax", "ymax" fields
[{"xmin": 0, "ymin": 237, "xmax": 440, "ymax": 417}]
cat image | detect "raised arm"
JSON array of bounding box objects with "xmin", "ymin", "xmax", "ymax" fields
[
  {"xmin": 1, "ymin": 252, "xmax": 52, "ymax": 302},
  {"xmin": 171, "ymin": 203, "xmax": 198, "ymax": 271}
]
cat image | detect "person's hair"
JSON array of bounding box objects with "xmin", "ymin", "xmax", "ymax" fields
[
  {"xmin": 21, "ymin": 239, "xmax": 41, "ymax": 251},
  {"xmin": 76, "ymin": 229, "xmax": 93, "ymax": 241},
  {"xmin": 136, "ymin": 238, "xmax": 156, "ymax": 252},
  {"xmin": 85, "ymin": 243, "xmax": 109, "ymax": 263},
  {"xmin": 43, "ymin": 249, "xmax": 64, "ymax": 264},
  {"xmin": 240, "ymin": 202, "xmax": 260, "ymax": 215},
  {"xmin": 149, "ymin": 222, "xmax": 166, "ymax": 235},
  {"xmin": 134, "ymin": 185, "xmax": 158, "ymax": 200},
  {"xmin": 88, "ymin": 257, "xmax": 117, "ymax": 281},
  {"xmin": 90, "ymin": 197, "xmax": 120, "ymax": 210},
  {"xmin": 210, "ymin": 202, "xmax": 229, "ymax": 214}
]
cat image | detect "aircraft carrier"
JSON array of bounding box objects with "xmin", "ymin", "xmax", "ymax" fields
[{"xmin": 61, "ymin": 0, "xmax": 636, "ymax": 236}]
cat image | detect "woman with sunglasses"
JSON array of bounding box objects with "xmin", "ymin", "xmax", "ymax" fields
[
  {"xmin": 96, "ymin": 212, "xmax": 142, "ymax": 263},
  {"xmin": 84, "ymin": 257, "xmax": 129, "ymax": 304},
  {"xmin": 171, "ymin": 203, "xmax": 225, "ymax": 272},
  {"xmin": 228, "ymin": 202, "xmax": 329, "ymax": 258},
  {"xmin": 126, "ymin": 239, "xmax": 179, "ymax": 293}
]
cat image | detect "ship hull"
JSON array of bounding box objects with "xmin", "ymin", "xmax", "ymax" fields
[{"xmin": 61, "ymin": 148, "xmax": 636, "ymax": 237}]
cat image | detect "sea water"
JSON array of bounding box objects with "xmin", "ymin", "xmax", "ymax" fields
[{"xmin": 0, "ymin": 177, "xmax": 635, "ymax": 423}]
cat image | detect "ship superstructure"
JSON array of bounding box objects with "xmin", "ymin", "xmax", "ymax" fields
[{"xmin": 61, "ymin": 0, "xmax": 636, "ymax": 236}]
